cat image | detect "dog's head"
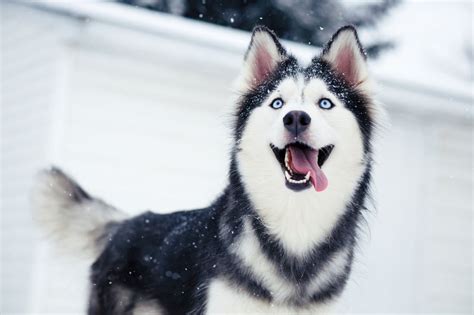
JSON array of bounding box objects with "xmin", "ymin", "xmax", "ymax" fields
[{"xmin": 234, "ymin": 26, "xmax": 378, "ymax": 200}]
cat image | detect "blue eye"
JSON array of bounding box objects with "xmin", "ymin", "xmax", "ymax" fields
[
  {"xmin": 318, "ymin": 98, "xmax": 334, "ymax": 110},
  {"xmin": 270, "ymin": 98, "xmax": 284, "ymax": 109}
]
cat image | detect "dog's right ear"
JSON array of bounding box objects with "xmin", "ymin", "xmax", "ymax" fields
[
  {"xmin": 320, "ymin": 26, "xmax": 368, "ymax": 88},
  {"xmin": 236, "ymin": 26, "xmax": 287, "ymax": 92}
]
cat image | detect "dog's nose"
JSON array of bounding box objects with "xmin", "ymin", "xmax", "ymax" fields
[{"xmin": 283, "ymin": 111, "xmax": 311, "ymax": 136}]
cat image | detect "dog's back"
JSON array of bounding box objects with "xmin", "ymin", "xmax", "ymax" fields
[{"xmin": 88, "ymin": 209, "xmax": 221, "ymax": 314}]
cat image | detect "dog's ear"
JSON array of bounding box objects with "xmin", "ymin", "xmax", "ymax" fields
[
  {"xmin": 321, "ymin": 26, "xmax": 368, "ymax": 88},
  {"xmin": 237, "ymin": 26, "xmax": 287, "ymax": 92}
]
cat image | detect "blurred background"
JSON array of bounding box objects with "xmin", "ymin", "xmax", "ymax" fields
[{"xmin": 1, "ymin": 0, "xmax": 472, "ymax": 314}]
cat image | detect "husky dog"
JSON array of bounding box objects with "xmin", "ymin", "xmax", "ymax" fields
[{"xmin": 33, "ymin": 25, "xmax": 380, "ymax": 314}]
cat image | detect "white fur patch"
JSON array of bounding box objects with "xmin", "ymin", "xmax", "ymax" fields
[
  {"xmin": 133, "ymin": 300, "xmax": 165, "ymax": 315},
  {"xmin": 109, "ymin": 285, "xmax": 165, "ymax": 314},
  {"xmin": 306, "ymin": 247, "xmax": 351, "ymax": 294},
  {"xmin": 231, "ymin": 218, "xmax": 295, "ymax": 302},
  {"xmin": 222, "ymin": 217, "xmax": 352, "ymax": 307},
  {"xmin": 31, "ymin": 169, "xmax": 126, "ymax": 258},
  {"xmin": 206, "ymin": 278, "xmax": 335, "ymax": 314}
]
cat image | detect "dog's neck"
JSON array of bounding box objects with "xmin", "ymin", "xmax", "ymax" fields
[
  {"xmin": 216, "ymin": 160, "xmax": 371, "ymax": 302},
  {"xmin": 230, "ymin": 152, "xmax": 370, "ymax": 257}
]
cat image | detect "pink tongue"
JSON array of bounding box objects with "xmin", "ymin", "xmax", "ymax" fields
[{"xmin": 289, "ymin": 146, "xmax": 328, "ymax": 192}]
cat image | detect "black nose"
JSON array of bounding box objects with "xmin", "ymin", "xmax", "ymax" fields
[{"xmin": 283, "ymin": 111, "xmax": 311, "ymax": 136}]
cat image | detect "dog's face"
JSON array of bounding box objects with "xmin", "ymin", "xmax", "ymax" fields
[{"xmin": 234, "ymin": 26, "xmax": 376, "ymax": 201}]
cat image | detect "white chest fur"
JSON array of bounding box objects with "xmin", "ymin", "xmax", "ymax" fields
[
  {"xmin": 205, "ymin": 278, "xmax": 335, "ymax": 314},
  {"xmin": 206, "ymin": 218, "xmax": 347, "ymax": 314}
]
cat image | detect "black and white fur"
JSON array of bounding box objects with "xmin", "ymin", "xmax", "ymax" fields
[{"xmin": 33, "ymin": 25, "xmax": 380, "ymax": 314}]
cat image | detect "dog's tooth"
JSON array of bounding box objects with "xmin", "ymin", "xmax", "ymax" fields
[
  {"xmin": 289, "ymin": 177, "xmax": 307, "ymax": 184},
  {"xmin": 285, "ymin": 169, "xmax": 311, "ymax": 185}
]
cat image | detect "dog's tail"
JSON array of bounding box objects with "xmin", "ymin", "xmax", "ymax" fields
[{"xmin": 32, "ymin": 167, "xmax": 127, "ymax": 258}]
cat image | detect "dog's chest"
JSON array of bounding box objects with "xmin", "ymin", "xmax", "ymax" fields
[
  {"xmin": 205, "ymin": 278, "xmax": 334, "ymax": 314},
  {"xmin": 204, "ymin": 218, "xmax": 347, "ymax": 314}
]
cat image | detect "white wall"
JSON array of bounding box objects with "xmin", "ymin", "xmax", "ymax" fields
[
  {"xmin": 341, "ymin": 110, "xmax": 472, "ymax": 313},
  {"xmin": 1, "ymin": 2, "xmax": 472, "ymax": 314},
  {"xmin": 1, "ymin": 4, "xmax": 78, "ymax": 313}
]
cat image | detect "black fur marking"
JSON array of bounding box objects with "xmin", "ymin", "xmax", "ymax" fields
[
  {"xmin": 89, "ymin": 209, "xmax": 220, "ymax": 314},
  {"xmin": 308, "ymin": 248, "xmax": 354, "ymax": 303},
  {"xmin": 234, "ymin": 56, "xmax": 299, "ymax": 141},
  {"xmin": 49, "ymin": 166, "xmax": 92, "ymax": 202},
  {"xmin": 248, "ymin": 164, "xmax": 371, "ymax": 303},
  {"xmin": 305, "ymin": 60, "xmax": 374, "ymax": 154}
]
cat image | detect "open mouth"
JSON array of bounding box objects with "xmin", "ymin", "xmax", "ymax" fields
[{"xmin": 271, "ymin": 143, "xmax": 334, "ymax": 192}]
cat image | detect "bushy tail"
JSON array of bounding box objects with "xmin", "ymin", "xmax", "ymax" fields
[{"xmin": 32, "ymin": 167, "xmax": 127, "ymax": 258}]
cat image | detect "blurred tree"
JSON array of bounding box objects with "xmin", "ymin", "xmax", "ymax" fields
[{"xmin": 118, "ymin": 0, "xmax": 399, "ymax": 57}]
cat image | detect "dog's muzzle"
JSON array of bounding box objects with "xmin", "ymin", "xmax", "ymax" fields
[{"xmin": 271, "ymin": 142, "xmax": 334, "ymax": 192}]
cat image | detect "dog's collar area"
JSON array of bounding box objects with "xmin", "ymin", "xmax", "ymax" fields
[{"xmin": 271, "ymin": 143, "xmax": 334, "ymax": 192}]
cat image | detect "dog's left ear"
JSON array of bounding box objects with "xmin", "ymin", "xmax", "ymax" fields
[
  {"xmin": 237, "ymin": 26, "xmax": 287, "ymax": 92},
  {"xmin": 321, "ymin": 26, "xmax": 368, "ymax": 88}
]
